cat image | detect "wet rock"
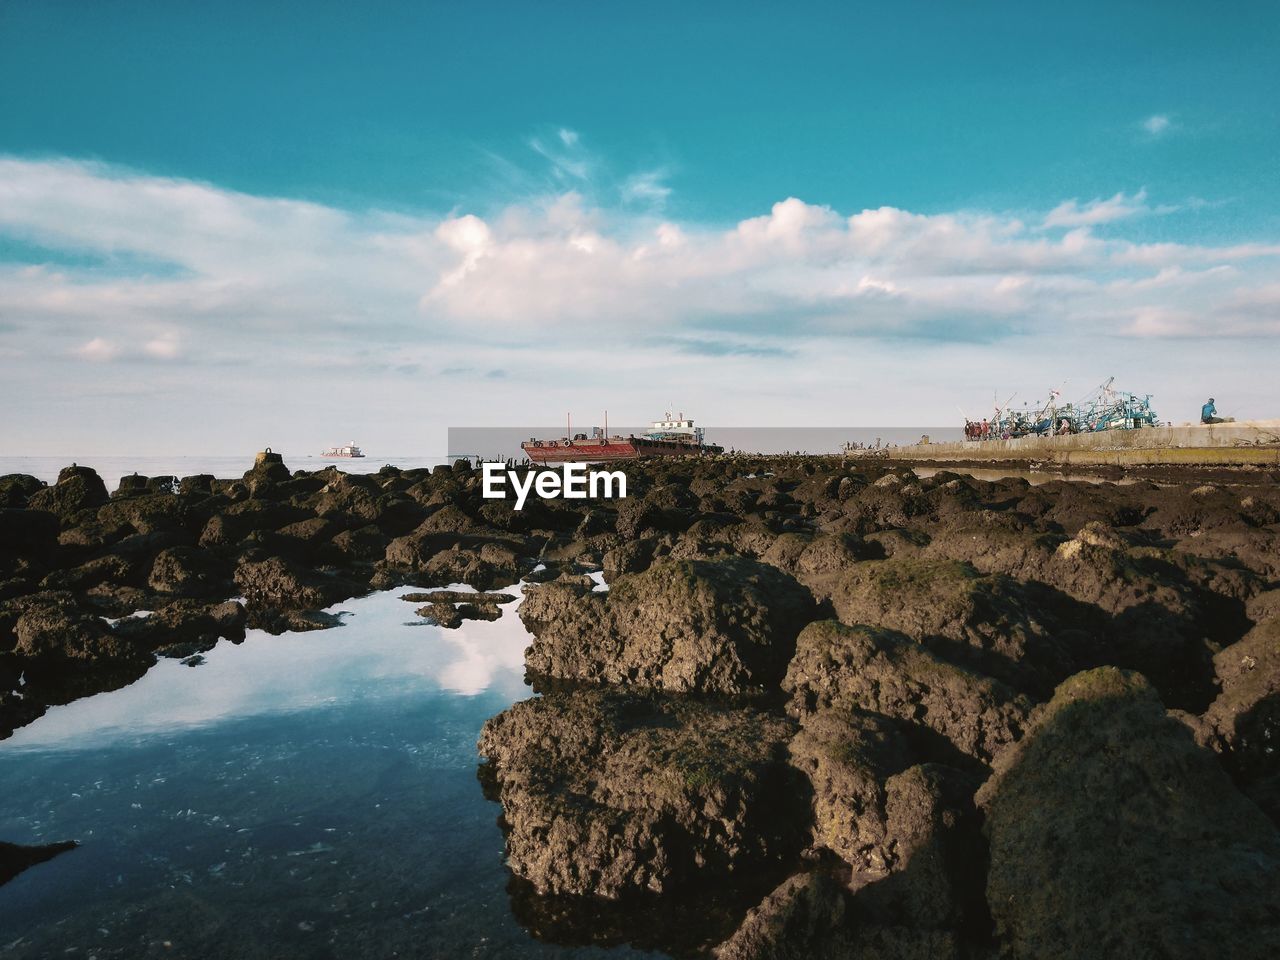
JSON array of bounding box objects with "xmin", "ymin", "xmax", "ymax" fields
[
  {"xmin": 179, "ymin": 474, "xmax": 215, "ymax": 496},
  {"xmin": 978, "ymin": 667, "xmax": 1280, "ymax": 960},
  {"xmin": 25, "ymin": 465, "xmax": 108, "ymax": 521},
  {"xmin": 414, "ymin": 600, "xmax": 502, "ymax": 628},
  {"xmin": 1202, "ymin": 617, "xmax": 1280, "ymax": 821},
  {"xmin": 112, "ymin": 473, "xmax": 150, "ymax": 498},
  {"xmin": 233, "ymin": 556, "xmax": 359, "ymax": 610},
  {"xmin": 0, "ymin": 839, "xmax": 78, "ymax": 887},
  {"xmin": 714, "ymin": 872, "xmax": 850, "ymax": 960},
  {"xmin": 147, "ymin": 546, "xmax": 233, "ymax": 598},
  {"xmin": 520, "ymin": 556, "xmax": 816, "ymax": 696},
  {"xmin": 40, "ymin": 555, "xmax": 138, "ymax": 592},
  {"xmin": 406, "ymin": 590, "xmax": 512, "ymax": 628},
  {"xmin": 783, "ymin": 620, "xmax": 1031, "ymax": 765},
  {"xmin": 198, "ymin": 500, "xmax": 310, "ymax": 547},
  {"xmin": 329, "ymin": 524, "xmax": 388, "ymax": 561},
  {"xmin": 0, "ymin": 474, "xmax": 45, "ymax": 509},
  {"xmin": 478, "ymin": 688, "xmax": 806, "ymax": 899},
  {"xmin": 8, "ymin": 596, "xmax": 152, "ymax": 683},
  {"xmin": 251, "ymin": 608, "xmax": 347, "ymax": 633},
  {"xmin": 420, "ymin": 543, "xmax": 523, "ymax": 591},
  {"xmin": 601, "ymin": 537, "xmax": 659, "ymax": 578},
  {"xmin": 113, "ymin": 600, "xmax": 246, "ymax": 650}
]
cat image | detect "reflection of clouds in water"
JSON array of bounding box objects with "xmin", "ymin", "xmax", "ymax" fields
[{"xmin": 3, "ymin": 583, "xmax": 533, "ymax": 752}]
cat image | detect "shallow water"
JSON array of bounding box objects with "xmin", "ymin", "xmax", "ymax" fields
[{"xmin": 0, "ymin": 584, "xmax": 660, "ymax": 959}]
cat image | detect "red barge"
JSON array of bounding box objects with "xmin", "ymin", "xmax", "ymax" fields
[{"xmin": 521, "ymin": 413, "xmax": 723, "ymax": 464}]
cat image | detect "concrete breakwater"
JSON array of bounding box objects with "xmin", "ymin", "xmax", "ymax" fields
[{"xmin": 850, "ymin": 418, "xmax": 1280, "ymax": 472}]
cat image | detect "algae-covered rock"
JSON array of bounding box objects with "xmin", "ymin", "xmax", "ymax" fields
[
  {"xmin": 822, "ymin": 557, "xmax": 1078, "ymax": 698},
  {"xmin": 784, "ymin": 620, "xmax": 1031, "ymax": 765},
  {"xmin": 478, "ymin": 688, "xmax": 806, "ymax": 899},
  {"xmin": 520, "ymin": 556, "xmax": 816, "ymax": 695},
  {"xmin": 978, "ymin": 667, "xmax": 1280, "ymax": 960}
]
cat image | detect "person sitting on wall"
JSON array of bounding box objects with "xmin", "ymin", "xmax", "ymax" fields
[{"xmin": 1201, "ymin": 398, "xmax": 1226, "ymax": 424}]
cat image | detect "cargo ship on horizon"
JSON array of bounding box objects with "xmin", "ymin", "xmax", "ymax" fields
[
  {"xmin": 321, "ymin": 441, "xmax": 365, "ymax": 458},
  {"xmin": 521, "ymin": 413, "xmax": 724, "ymax": 464}
]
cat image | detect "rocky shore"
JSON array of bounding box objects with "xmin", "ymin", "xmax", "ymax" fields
[{"xmin": 2, "ymin": 454, "xmax": 1279, "ymax": 957}]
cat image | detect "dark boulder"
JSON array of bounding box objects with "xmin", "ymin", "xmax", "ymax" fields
[
  {"xmin": 0, "ymin": 839, "xmax": 78, "ymax": 887},
  {"xmin": 0, "ymin": 474, "xmax": 46, "ymax": 508},
  {"xmin": 233, "ymin": 556, "xmax": 359, "ymax": 610},
  {"xmin": 25, "ymin": 465, "xmax": 108, "ymax": 521},
  {"xmin": 147, "ymin": 546, "xmax": 234, "ymax": 598},
  {"xmin": 0, "ymin": 508, "xmax": 58, "ymax": 557}
]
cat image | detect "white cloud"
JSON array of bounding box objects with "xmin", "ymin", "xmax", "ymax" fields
[
  {"xmin": 1142, "ymin": 114, "xmax": 1173, "ymax": 136},
  {"xmin": 1, "ymin": 155, "xmax": 1278, "ymax": 431},
  {"xmin": 143, "ymin": 332, "xmax": 181, "ymax": 359},
  {"xmin": 76, "ymin": 337, "xmax": 119, "ymax": 361}
]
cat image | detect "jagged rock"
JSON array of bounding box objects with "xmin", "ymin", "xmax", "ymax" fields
[
  {"xmin": 714, "ymin": 872, "xmax": 849, "ymax": 960},
  {"xmin": 113, "ymin": 600, "xmax": 246, "ymax": 650},
  {"xmin": 233, "ymin": 556, "xmax": 358, "ymax": 610},
  {"xmin": 412, "ymin": 590, "xmax": 506, "ymax": 628},
  {"xmin": 250, "ymin": 608, "xmax": 347, "ymax": 633},
  {"xmin": 0, "ymin": 474, "xmax": 45, "ymax": 509},
  {"xmin": 26, "ymin": 466, "xmax": 108, "ymax": 521},
  {"xmin": 0, "ymin": 839, "xmax": 78, "ymax": 887},
  {"xmin": 478, "ymin": 688, "xmax": 806, "ymax": 898},
  {"xmin": 198, "ymin": 500, "xmax": 310, "ymax": 547},
  {"xmin": 1202, "ymin": 617, "xmax": 1280, "ymax": 821},
  {"xmin": 147, "ymin": 546, "xmax": 233, "ymax": 598},
  {"xmin": 40, "ymin": 555, "xmax": 138, "ymax": 592},
  {"xmin": 822, "ymin": 557, "xmax": 1083, "ymax": 699},
  {"xmin": 978, "ymin": 667, "xmax": 1280, "ymax": 960},
  {"xmin": 520, "ymin": 556, "xmax": 816, "ymax": 695},
  {"xmin": 783, "ymin": 620, "xmax": 1031, "ymax": 765},
  {"xmin": 12, "ymin": 597, "xmax": 149, "ymax": 672},
  {"xmin": 420, "ymin": 543, "xmax": 522, "ymax": 591},
  {"xmin": 329, "ymin": 524, "xmax": 388, "ymax": 561}
]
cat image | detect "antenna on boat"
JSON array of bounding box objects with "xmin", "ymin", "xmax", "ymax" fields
[{"xmin": 567, "ymin": 412, "xmax": 571, "ymax": 438}]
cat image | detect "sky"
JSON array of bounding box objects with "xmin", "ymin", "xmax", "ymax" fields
[{"xmin": 1, "ymin": 0, "xmax": 1278, "ymax": 456}]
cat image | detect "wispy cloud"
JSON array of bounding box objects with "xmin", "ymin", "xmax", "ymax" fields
[
  {"xmin": 1042, "ymin": 189, "xmax": 1160, "ymax": 228},
  {"xmin": 621, "ymin": 169, "xmax": 673, "ymax": 208},
  {"xmin": 528, "ymin": 127, "xmax": 592, "ymax": 183},
  {"xmin": 1141, "ymin": 113, "xmax": 1174, "ymax": 137}
]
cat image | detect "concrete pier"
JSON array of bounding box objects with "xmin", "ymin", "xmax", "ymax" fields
[{"xmin": 852, "ymin": 420, "xmax": 1280, "ymax": 471}]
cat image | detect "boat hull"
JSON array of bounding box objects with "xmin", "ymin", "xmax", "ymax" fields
[{"xmin": 521, "ymin": 438, "xmax": 719, "ymax": 464}]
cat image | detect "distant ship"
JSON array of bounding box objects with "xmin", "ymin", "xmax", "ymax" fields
[
  {"xmin": 522, "ymin": 413, "xmax": 724, "ymax": 464},
  {"xmin": 321, "ymin": 441, "xmax": 365, "ymax": 458}
]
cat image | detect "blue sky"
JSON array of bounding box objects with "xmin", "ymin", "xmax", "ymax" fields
[{"xmin": 1, "ymin": 1, "xmax": 1278, "ymax": 454}]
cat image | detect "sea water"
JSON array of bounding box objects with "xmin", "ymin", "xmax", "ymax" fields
[{"xmin": 0, "ymin": 584, "xmax": 660, "ymax": 959}]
